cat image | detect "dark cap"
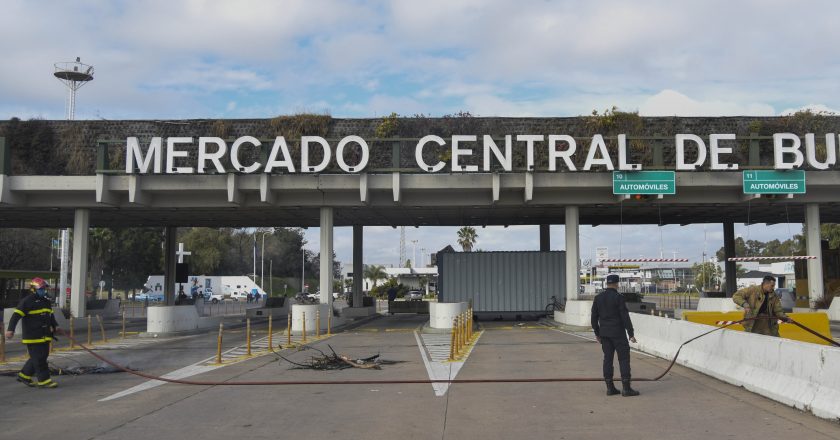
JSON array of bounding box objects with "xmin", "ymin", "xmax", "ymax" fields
[
  {"xmin": 606, "ymin": 274, "xmax": 620, "ymax": 284},
  {"xmin": 762, "ymin": 275, "xmax": 776, "ymax": 284}
]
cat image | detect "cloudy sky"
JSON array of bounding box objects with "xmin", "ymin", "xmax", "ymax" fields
[{"xmin": 2, "ymin": 0, "xmax": 836, "ymax": 267}]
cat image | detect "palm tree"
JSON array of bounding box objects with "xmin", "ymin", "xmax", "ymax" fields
[
  {"xmin": 457, "ymin": 226, "xmax": 478, "ymax": 252},
  {"xmin": 363, "ymin": 264, "xmax": 388, "ymax": 289}
]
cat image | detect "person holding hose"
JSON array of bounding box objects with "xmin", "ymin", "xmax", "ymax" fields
[
  {"xmin": 731, "ymin": 275, "xmax": 791, "ymax": 336},
  {"xmin": 5, "ymin": 277, "xmax": 63, "ymax": 388}
]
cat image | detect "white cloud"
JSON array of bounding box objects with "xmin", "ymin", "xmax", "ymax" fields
[
  {"xmin": 780, "ymin": 104, "xmax": 840, "ymax": 115},
  {"xmin": 639, "ymin": 89, "xmax": 775, "ymax": 116}
]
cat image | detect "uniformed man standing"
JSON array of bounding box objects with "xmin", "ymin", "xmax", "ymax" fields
[
  {"xmin": 591, "ymin": 274, "xmax": 639, "ymax": 397},
  {"xmin": 731, "ymin": 275, "xmax": 791, "ymax": 336},
  {"xmin": 5, "ymin": 277, "xmax": 62, "ymax": 388}
]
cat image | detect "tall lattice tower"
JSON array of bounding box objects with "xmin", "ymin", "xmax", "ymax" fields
[
  {"xmin": 399, "ymin": 226, "xmax": 406, "ymax": 267},
  {"xmin": 54, "ymin": 57, "xmax": 94, "ymax": 120},
  {"xmin": 53, "ymin": 57, "xmax": 94, "ymax": 309}
]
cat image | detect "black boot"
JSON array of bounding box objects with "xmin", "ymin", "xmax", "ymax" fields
[
  {"xmin": 621, "ymin": 379, "xmax": 639, "ymax": 397},
  {"xmin": 605, "ymin": 380, "xmax": 620, "ymax": 396}
]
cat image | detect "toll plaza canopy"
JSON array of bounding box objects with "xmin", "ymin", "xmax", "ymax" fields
[
  {"xmin": 5, "ymin": 114, "xmax": 840, "ymax": 318},
  {"xmin": 1, "ymin": 115, "xmax": 840, "ymax": 228}
]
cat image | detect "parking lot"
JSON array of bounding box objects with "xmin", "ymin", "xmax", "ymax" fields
[{"xmin": 1, "ymin": 314, "xmax": 838, "ymax": 439}]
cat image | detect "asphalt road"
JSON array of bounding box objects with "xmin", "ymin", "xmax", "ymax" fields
[{"xmin": 1, "ymin": 315, "xmax": 838, "ymax": 440}]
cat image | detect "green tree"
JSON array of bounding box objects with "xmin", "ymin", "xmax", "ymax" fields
[
  {"xmin": 363, "ymin": 264, "xmax": 388, "ymax": 289},
  {"xmin": 692, "ymin": 262, "xmax": 721, "ymax": 291},
  {"xmin": 111, "ymin": 228, "xmax": 164, "ymax": 294},
  {"xmin": 181, "ymin": 227, "xmax": 228, "ymax": 274},
  {"xmin": 457, "ymin": 226, "xmax": 478, "ymax": 252}
]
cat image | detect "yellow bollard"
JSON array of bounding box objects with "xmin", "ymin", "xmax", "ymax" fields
[
  {"xmin": 302, "ymin": 311, "xmax": 307, "ymax": 343},
  {"xmin": 327, "ymin": 311, "xmax": 332, "ymax": 336},
  {"xmin": 246, "ymin": 318, "xmax": 252, "ymax": 356},
  {"xmin": 87, "ymin": 316, "xmax": 92, "ymax": 345},
  {"xmin": 448, "ymin": 317, "xmax": 457, "ymax": 361},
  {"xmin": 69, "ymin": 317, "xmax": 75, "ymax": 349},
  {"xmin": 121, "ymin": 312, "xmax": 126, "ymax": 339},
  {"xmin": 286, "ymin": 312, "xmax": 292, "ymax": 347},
  {"xmin": 316, "ymin": 310, "xmax": 321, "ymax": 338},
  {"xmin": 216, "ymin": 322, "xmax": 224, "ymax": 364},
  {"xmin": 456, "ymin": 315, "xmax": 463, "ymax": 356},
  {"xmin": 97, "ymin": 315, "xmax": 107, "ymax": 343},
  {"xmin": 462, "ymin": 313, "xmax": 468, "ymax": 347},
  {"xmin": 268, "ymin": 315, "xmax": 273, "ymax": 350}
]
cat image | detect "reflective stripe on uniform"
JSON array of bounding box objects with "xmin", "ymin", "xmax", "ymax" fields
[
  {"xmin": 13, "ymin": 309, "xmax": 25, "ymax": 316},
  {"xmin": 37, "ymin": 379, "xmax": 54, "ymax": 385},
  {"xmin": 26, "ymin": 308, "xmax": 53, "ymax": 315},
  {"xmin": 21, "ymin": 337, "xmax": 52, "ymax": 344},
  {"xmin": 18, "ymin": 372, "xmax": 32, "ymax": 380}
]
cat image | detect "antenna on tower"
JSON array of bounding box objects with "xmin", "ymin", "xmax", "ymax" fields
[
  {"xmin": 54, "ymin": 57, "xmax": 94, "ymax": 120},
  {"xmin": 399, "ymin": 226, "xmax": 406, "ymax": 267}
]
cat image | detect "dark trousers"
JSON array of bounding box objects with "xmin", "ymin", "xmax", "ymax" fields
[
  {"xmin": 21, "ymin": 342, "xmax": 51, "ymax": 382},
  {"xmin": 601, "ymin": 336, "xmax": 631, "ymax": 381}
]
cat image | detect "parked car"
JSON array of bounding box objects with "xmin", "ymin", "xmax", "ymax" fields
[
  {"xmin": 203, "ymin": 287, "xmax": 225, "ymax": 304},
  {"xmin": 134, "ymin": 292, "xmax": 163, "ymax": 302},
  {"xmin": 406, "ymin": 290, "xmax": 423, "ymax": 301},
  {"xmin": 295, "ymin": 292, "xmax": 319, "ymax": 304},
  {"xmin": 230, "ymin": 291, "xmax": 248, "ymax": 301}
]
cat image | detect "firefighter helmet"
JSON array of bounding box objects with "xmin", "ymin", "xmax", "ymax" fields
[{"xmin": 29, "ymin": 277, "xmax": 49, "ymax": 290}]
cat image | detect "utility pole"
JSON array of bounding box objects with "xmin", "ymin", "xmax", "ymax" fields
[
  {"xmin": 410, "ymin": 240, "xmax": 419, "ymax": 268},
  {"xmin": 672, "ymin": 250, "xmax": 679, "ymax": 292}
]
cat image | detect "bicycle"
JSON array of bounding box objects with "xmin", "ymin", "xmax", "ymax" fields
[{"xmin": 545, "ymin": 295, "xmax": 565, "ymax": 316}]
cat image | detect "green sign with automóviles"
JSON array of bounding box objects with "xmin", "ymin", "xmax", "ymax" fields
[
  {"xmin": 742, "ymin": 170, "xmax": 806, "ymax": 194},
  {"xmin": 612, "ymin": 171, "xmax": 676, "ymax": 195}
]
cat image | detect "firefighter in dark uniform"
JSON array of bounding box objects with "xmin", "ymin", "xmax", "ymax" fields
[
  {"xmin": 5, "ymin": 277, "xmax": 62, "ymax": 388},
  {"xmin": 591, "ymin": 274, "xmax": 639, "ymax": 397}
]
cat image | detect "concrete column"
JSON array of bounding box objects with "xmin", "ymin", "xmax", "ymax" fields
[
  {"xmin": 70, "ymin": 209, "xmax": 89, "ymax": 318},
  {"xmin": 320, "ymin": 207, "xmax": 334, "ymax": 308},
  {"xmin": 539, "ymin": 224, "xmax": 550, "ymax": 252},
  {"xmin": 723, "ymin": 222, "xmax": 737, "ymax": 296},
  {"xmin": 565, "ymin": 206, "xmax": 580, "ymax": 301},
  {"xmin": 163, "ymin": 226, "xmax": 177, "ymax": 306},
  {"xmin": 352, "ymin": 225, "xmax": 363, "ymax": 308},
  {"xmin": 805, "ymin": 203, "xmax": 824, "ymax": 305}
]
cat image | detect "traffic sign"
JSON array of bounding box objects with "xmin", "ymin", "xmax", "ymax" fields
[
  {"xmin": 613, "ymin": 171, "xmax": 675, "ymax": 195},
  {"xmin": 595, "ymin": 247, "xmax": 609, "ymax": 263},
  {"xmin": 743, "ymin": 170, "xmax": 805, "ymax": 194}
]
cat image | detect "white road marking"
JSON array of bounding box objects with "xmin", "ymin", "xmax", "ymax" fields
[{"xmin": 414, "ymin": 331, "xmax": 482, "ymax": 397}]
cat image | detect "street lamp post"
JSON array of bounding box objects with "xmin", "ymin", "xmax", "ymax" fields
[{"xmin": 259, "ymin": 229, "xmax": 275, "ymax": 291}]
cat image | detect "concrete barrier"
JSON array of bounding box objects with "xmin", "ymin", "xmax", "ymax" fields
[
  {"xmin": 429, "ymin": 302, "xmax": 468, "ymax": 329},
  {"xmin": 828, "ymin": 300, "xmax": 840, "ymax": 321},
  {"xmin": 682, "ymin": 311, "xmax": 833, "ymax": 345},
  {"xmin": 554, "ymin": 300, "xmax": 593, "ymax": 327},
  {"xmin": 340, "ymin": 306, "xmax": 377, "ymax": 318},
  {"xmin": 291, "ymin": 304, "xmax": 330, "ymax": 333},
  {"xmin": 630, "ymin": 313, "xmax": 840, "ymax": 421},
  {"xmin": 147, "ymin": 305, "xmax": 224, "ymax": 334},
  {"xmin": 696, "ymin": 297, "xmax": 740, "ymax": 312},
  {"xmin": 245, "ymin": 303, "xmax": 289, "ymax": 319}
]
